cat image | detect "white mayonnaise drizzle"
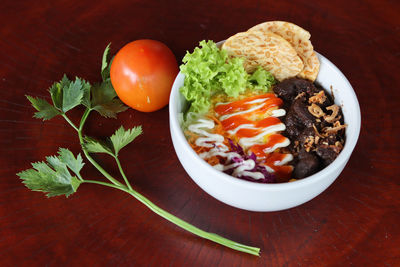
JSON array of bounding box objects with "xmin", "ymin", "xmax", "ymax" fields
[
  {"xmin": 214, "ymin": 97, "xmax": 293, "ymax": 174},
  {"xmin": 214, "ymin": 96, "xmax": 270, "ymax": 108},
  {"xmin": 213, "ymin": 160, "xmax": 264, "ymax": 180},
  {"xmin": 214, "ymin": 101, "xmax": 230, "ymax": 107},
  {"xmin": 263, "ymin": 138, "xmax": 291, "ymax": 154},
  {"xmin": 232, "ymin": 159, "xmax": 259, "ymax": 179},
  {"xmin": 219, "ymin": 102, "xmax": 265, "ymax": 121},
  {"xmin": 274, "ymin": 154, "xmax": 293, "ymax": 166},
  {"xmin": 188, "ymin": 119, "xmax": 224, "ymax": 148},
  {"xmin": 245, "ymin": 97, "xmax": 270, "ymax": 104},
  {"xmin": 188, "ymin": 92, "xmax": 295, "ymax": 179},
  {"xmin": 218, "ymin": 102, "xmax": 287, "ymax": 148},
  {"xmin": 227, "ymin": 124, "xmax": 257, "ymax": 135},
  {"xmin": 188, "ymin": 118, "xmax": 265, "ymax": 180},
  {"xmin": 263, "ymin": 165, "xmax": 275, "ymax": 173},
  {"xmin": 240, "ymin": 171, "xmax": 265, "ymax": 180},
  {"xmin": 271, "ymin": 109, "xmax": 286, "ymax": 117},
  {"xmin": 238, "ymin": 123, "xmax": 286, "ymax": 148}
]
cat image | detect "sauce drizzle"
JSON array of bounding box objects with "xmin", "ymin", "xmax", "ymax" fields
[
  {"xmin": 188, "ymin": 119, "xmax": 265, "ymax": 179},
  {"xmin": 215, "ymin": 93, "xmax": 293, "ymax": 178},
  {"xmin": 186, "ymin": 92, "xmax": 293, "ymax": 181}
]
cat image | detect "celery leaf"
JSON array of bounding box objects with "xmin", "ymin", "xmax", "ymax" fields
[{"xmin": 17, "ymin": 148, "xmax": 82, "ymax": 197}]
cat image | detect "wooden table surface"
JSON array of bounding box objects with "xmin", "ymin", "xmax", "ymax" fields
[{"xmin": 1, "ymin": 0, "xmax": 399, "ymax": 266}]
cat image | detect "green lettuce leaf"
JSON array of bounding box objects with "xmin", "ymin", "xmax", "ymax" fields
[
  {"xmin": 179, "ymin": 40, "xmax": 275, "ymax": 114},
  {"xmin": 248, "ymin": 66, "xmax": 275, "ymax": 91}
]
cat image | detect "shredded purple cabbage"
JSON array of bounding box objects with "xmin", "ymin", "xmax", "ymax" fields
[{"xmin": 223, "ymin": 139, "xmax": 275, "ymax": 183}]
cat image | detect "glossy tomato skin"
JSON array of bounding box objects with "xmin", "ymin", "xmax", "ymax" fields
[{"xmin": 110, "ymin": 40, "xmax": 179, "ymax": 112}]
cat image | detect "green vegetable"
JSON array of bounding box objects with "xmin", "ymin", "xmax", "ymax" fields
[
  {"xmin": 248, "ymin": 66, "xmax": 276, "ymax": 90},
  {"xmin": 18, "ymin": 148, "xmax": 83, "ymax": 197},
  {"xmin": 17, "ymin": 44, "xmax": 261, "ymax": 256},
  {"xmin": 180, "ymin": 40, "xmax": 275, "ymax": 114}
]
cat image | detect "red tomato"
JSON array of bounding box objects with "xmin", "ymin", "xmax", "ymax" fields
[{"xmin": 110, "ymin": 40, "xmax": 179, "ymax": 112}]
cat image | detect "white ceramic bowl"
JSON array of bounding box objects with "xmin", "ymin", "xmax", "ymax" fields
[{"xmin": 169, "ymin": 52, "xmax": 361, "ymax": 212}]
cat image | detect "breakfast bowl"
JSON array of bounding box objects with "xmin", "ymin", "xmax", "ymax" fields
[{"xmin": 169, "ymin": 51, "xmax": 361, "ymax": 212}]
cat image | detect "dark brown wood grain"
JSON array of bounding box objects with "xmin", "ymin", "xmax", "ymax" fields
[{"xmin": 0, "ymin": 0, "xmax": 399, "ymax": 266}]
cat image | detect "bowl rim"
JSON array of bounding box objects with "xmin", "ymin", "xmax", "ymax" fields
[{"xmin": 169, "ymin": 51, "xmax": 361, "ymax": 191}]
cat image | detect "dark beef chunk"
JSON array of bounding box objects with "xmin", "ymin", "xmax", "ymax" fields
[
  {"xmin": 284, "ymin": 107, "xmax": 304, "ymax": 138},
  {"xmin": 315, "ymin": 145, "xmax": 339, "ymax": 166},
  {"xmin": 319, "ymin": 119, "xmax": 331, "ymax": 129},
  {"xmin": 284, "ymin": 98, "xmax": 315, "ymax": 139},
  {"xmin": 297, "ymin": 127, "xmax": 316, "ymax": 146},
  {"xmin": 273, "ymin": 78, "xmax": 320, "ymax": 103},
  {"xmin": 319, "ymin": 134, "xmax": 339, "ymax": 146},
  {"xmin": 285, "ymin": 124, "xmax": 303, "ymax": 139},
  {"xmin": 272, "ymin": 78, "xmax": 346, "ymax": 180},
  {"xmin": 293, "ymin": 149, "xmax": 320, "ymax": 178},
  {"xmin": 290, "ymin": 98, "xmax": 315, "ymax": 128}
]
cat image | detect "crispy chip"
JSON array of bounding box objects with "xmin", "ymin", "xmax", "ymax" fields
[
  {"xmin": 249, "ymin": 21, "xmax": 313, "ymax": 58},
  {"xmin": 297, "ymin": 51, "xmax": 320, "ymax": 81},
  {"xmin": 222, "ymin": 31, "xmax": 303, "ymax": 81},
  {"xmin": 249, "ymin": 21, "xmax": 320, "ymax": 81}
]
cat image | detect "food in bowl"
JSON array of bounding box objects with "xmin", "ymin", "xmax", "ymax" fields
[
  {"xmin": 178, "ymin": 21, "xmax": 346, "ymax": 184},
  {"xmin": 273, "ymin": 78, "xmax": 346, "ymax": 179}
]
